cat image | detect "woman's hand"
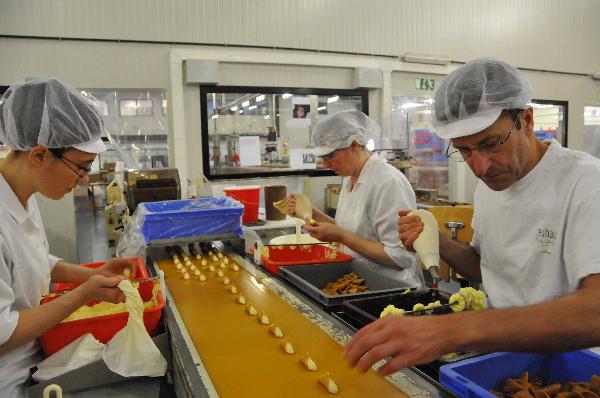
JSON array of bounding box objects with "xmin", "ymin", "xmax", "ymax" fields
[
  {"xmin": 81, "ymin": 274, "xmax": 127, "ymax": 303},
  {"xmin": 96, "ymin": 258, "xmax": 134, "ymax": 278},
  {"xmin": 304, "ymin": 221, "xmax": 345, "ymax": 243},
  {"xmin": 286, "ymin": 194, "xmax": 297, "ymax": 216},
  {"xmin": 397, "ymin": 210, "xmax": 424, "ymax": 251}
]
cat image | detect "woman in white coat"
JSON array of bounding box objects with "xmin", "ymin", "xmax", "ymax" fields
[
  {"xmin": 290, "ymin": 110, "xmax": 422, "ymax": 287},
  {"xmin": 0, "ymin": 77, "xmax": 131, "ymax": 397}
]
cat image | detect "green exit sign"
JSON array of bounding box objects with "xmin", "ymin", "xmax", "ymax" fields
[{"xmin": 416, "ymin": 78, "xmax": 435, "ymax": 91}]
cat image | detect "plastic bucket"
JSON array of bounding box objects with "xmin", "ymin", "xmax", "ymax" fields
[{"xmin": 224, "ymin": 185, "xmax": 261, "ymax": 223}]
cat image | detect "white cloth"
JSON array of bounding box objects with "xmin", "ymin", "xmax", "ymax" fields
[
  {"xmin": 336, "ymin": 154, "xmax": 422, "ymax": 287},
  {"xmin": 0, "ymin": 174, "xmax": 61, "ymax": 398},
  {"xmin": 472, "ymin": 140, "xmax": 600, "ymax": 308}
]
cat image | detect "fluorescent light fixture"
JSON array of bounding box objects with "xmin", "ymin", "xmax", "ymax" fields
[
  {"xmin": 401, "ymin": 102, "xmax": 425, "ymax": 110},
  {"xmin": 248, "ymin": 105, "xmax": 257, "ymax": 110},
  {"xmin": 242, "ymin": 101, "xmax": 250, "ymax": 107},
  {"xmin": 239, "ymin": 110, "xmax": 244, "ymax": 114},
  {"xmin": 231, "ymin": 106, "xmax": 238, "ymax": 111},
  {"xmin": 424, "ymin": 98, "xmax": 434, "ymax": 104},
  {"xmin": 527, "ymin": 103, "xmax": 555, "ymax": 109},
  {"xmin": 256, "ymin": 95, "xmax": 265, "ymax": 102},
  {"xmin": 211, "ymin": 114, "xmax": 219, "ymax": 119},
  {"xmin": 318, "ymin": 106, "xmax": 326, "ymax": 111},
  {"xmin": 282, "ymin": 93, "xmax": 292, "ymax": 99},
  {"xmin": 327, "ymin": 96, "xmax": 339, "ymax": 103},
  {"xmin": 402, "ymin": 52, "xmax": 451, "ymax": 66},
  {"xmin": 264, "ymin": 115, "xmax": 270, "ymax": 119}
]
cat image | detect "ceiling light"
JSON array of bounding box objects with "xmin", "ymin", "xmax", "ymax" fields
[
  {"xmin": 264, "ymin": 115, "xmax": 270, "ymax": 119},
  {"xmin": 401, "ymin": 102, "xmax": 425, "ymax": 110},
  {"xmin": 327, "ymin": 96, "xmax": 339, "ymax": 103},
  {"xmin": 239, "ymin": 110, "xmax": 244, "ymax": 114},
  {"xmin": 242, "ymin": 101, "xmax": 250, "ymax": 107},
  {"xmin": 282, "ymin": 93, "xmax": 292, "ymax": 99},
  {"xmin": 231, "ymin": 106, "xmax": 238, "ymax": 111},
  {"xmin": 256, "ymin": 95, "xmax": 265, "ymax": 102},
  {"xmin": 402, "ymin": 52, "xmax": 451, "ymax": 66},
  {"xmin": 249, "ymin": 105, "xmax": 257, "ymax": 110},
  {"xmin": 211, "ymin": 115, "xmax": 219, "ymax": 119},
  {"xmin": 318, "ymin": 106, "xmax": 326, "ymax": 111}
]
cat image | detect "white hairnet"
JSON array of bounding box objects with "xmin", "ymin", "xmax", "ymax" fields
[
  {"xmin": 433, "ymin": 58, "xmax": 534, "ymax": 139},
  {"xmin": 311, "ymin": 109, "xmax": 380, "ymax": 156},
  {"xmin": 0, "ymin": 77, "xmax": 106, "ymax": 152}
]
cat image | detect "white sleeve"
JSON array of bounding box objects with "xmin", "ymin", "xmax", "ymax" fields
[
  {"xmin": 48, "ymin": 254, "xmax": 61, "ymax": 271},
  {"xmin": 370, "ymin": 175, "xmax": 418, "ymax": 269},
  {"xmin": 0, "ymin": 235, "xmax": 19, "ymax": 346},
  {"xmin": 563, "ymin": 185, "xmax": 600, "ymax": 288}
]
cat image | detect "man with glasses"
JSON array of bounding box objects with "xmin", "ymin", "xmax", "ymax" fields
[
  {"xmin": 0, "ymin": 77, "xmax": 132, "ymax": 397},
  {"xmin": 344, "ymin": 58, "xmax": 600, "ymax": 375}
]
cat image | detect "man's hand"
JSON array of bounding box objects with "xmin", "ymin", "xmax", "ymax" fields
[
  {"xmin": 96, "ymin": 258, "xmax": 134, "ymax": 278},
  {"xmin": 286, "ymin": 194, "xmax": 297, "ymax": 216},
  {"xmin": 81, "ymin": 274, "xmax": 127, "ymax": 303},
  {"xmin": 343, "ymin": 313, "xmax": 455, "ymax": 375},
  {"xmin": 397, "ymin": 210, "xmax": 424, "ymax": 251},
  {"xmin": 304, "ymin": 221, "xmax": 345, "ymax": 243}
]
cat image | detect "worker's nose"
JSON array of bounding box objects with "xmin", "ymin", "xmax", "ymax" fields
[{"xmin": 468, "ymin": 150, "xmax": 492, "ymax": 178}]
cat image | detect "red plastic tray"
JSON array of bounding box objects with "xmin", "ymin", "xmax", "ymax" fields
[
  {"xmin": 40, "ymin": 257, "xmax": 162, "ymax": 356},
  {"xmin": 40, "ymin": 292, "xmax": 165, "ymax": 356},
  {"xmin": 261, "ymin": 244, "xmax": 353, "ymax": 275}
]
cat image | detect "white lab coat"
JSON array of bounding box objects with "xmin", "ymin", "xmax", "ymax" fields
[
  {"xmin": 336, "ymin": 154, "xmax": 423, "ymax": 287},
  {"xmin": 0, "ymin": 174, "xmax": 61, "ymax": 397},
  {"xmin": 472, "ymin": 140, "xmax": 600, "ymax": 308}
]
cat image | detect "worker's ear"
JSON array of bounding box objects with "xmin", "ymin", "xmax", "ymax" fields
[
  {"xmin": 521, "ymin": 107, "xmax": 535, "ymax": 135},
  {"xmin": 28, "ymin": 145, "xmax": 53, "ymax": 168}
]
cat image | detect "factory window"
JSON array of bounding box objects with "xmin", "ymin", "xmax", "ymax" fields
[
  {"xmin": 200, "ymin": 86, "xmax": 368, "ymax": 180},
  {"xmin": 83, "ymin": 89, "xmax": 169, "ymax": 171}
]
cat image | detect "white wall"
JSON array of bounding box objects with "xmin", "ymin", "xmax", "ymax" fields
[
  {"xmin": 35, "ymin": 192, "xmax": 78, "ymax": 263},
  {"xmin": 2, "ymin": 0, "xmax": 600, "ymax": 75}
]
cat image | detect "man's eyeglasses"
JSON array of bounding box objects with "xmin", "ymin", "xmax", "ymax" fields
[
  {"xmin": 57, "ymin": 156, "xmax": 93, "ymax": 179},
  {"xmin": 446, "ymin": 116, "xmax": 520, "ymax": 162}
]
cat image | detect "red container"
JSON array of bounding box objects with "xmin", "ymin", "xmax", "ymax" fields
[
  {"xmin": 40, "ymin": 292, "xmax": 165, "ymax": 356},
  {"xmin": 261, "ymin": 244, "xmax": 353, "ymax": 275},
  {"xmin": 40, "ymin": 257, "xmax": 163, "ymax": 356},
  {"xmin": 224, "ymin": 185, "xmax": 261, "ymax": 223}
]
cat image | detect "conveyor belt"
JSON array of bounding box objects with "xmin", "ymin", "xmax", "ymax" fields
[{"xmin": 159, "ymin": 254, "xmax": 409, "ymax": 398}]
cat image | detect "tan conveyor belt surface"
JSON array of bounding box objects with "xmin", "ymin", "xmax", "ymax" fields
[{"xmin": 159, "ymin": 255, "xmax": 409, "ymax": 397}]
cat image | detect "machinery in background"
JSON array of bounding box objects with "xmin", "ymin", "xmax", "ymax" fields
[
  {"xmin": 124, "ymin": 168, "xmax": 181, "ymax": 213},
  {"xmin": 104, "ymin": 178, "xmax": 130, "ymax": 247}
]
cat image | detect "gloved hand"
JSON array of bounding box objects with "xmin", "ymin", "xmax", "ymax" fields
[{"xmin": 397, "ymin": 210, "xmax": 424, "ymax": 252}]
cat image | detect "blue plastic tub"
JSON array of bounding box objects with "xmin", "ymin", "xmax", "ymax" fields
[
  {"xmin": 140, "ymin": 197, "xmax": 244, "ymax": 242},
  {"xmin": 440, "ymin": 350, "xmax": 600, "ymax": 398}
]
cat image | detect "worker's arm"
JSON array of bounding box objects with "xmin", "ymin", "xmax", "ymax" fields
[
  {"xmin": 398, "ymin": 211, "xmax": 482, "ymax": 281},
  {"xmin": 307, "ymin": 222, "xmax": 399, "ymax": 268},
  {"xmin": 51, "ymin": 258, "xmax": 134, "ymax": 284},
  {"xmin": 311, "ymin": 207, "xmax": 335, "ymax": 224},
  {"xmin": 0, "ymin": 274, "xmax": 125, "ymax": 355},
  {"xmin": 344, "ymin": 274, "xmax": 600, "ymax": 375}
]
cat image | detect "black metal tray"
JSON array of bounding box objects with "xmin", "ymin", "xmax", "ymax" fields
[
  {"xmin": 279, "ymin": 261, "xmax": 415, "ymax": 307},
  {"xmin": 341, "ymin": 289, "xmax": 451, "ymax": 329}
]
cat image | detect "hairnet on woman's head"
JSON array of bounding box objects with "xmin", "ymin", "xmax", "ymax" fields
[
  {"xmin": 311, "ymin": 109, "xmax": 380, "ymax": 156},
  {"xmin": 0, "ymin": 77, "xmax": 106, "ymax": 153},
  {"xmin": 432, "ymin": 58, "xmax": 534, "ymax": 139}
]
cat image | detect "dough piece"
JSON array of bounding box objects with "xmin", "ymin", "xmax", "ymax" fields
[
  {"xmin": 217, "ymin": 253, "xmax": 223, "ymax": 259},
  {"xmin": 246, "ymin": 305, "xmax": 257, "ymax": 316},
  {"xmin": 318, "ymin": 373, "xmax": 339, "ymax": 394},
  {"xmin": 269, "ymin": 324, "xmax": 284, "ymax": 338},
  {"xmin": 201, "ymin": 259, "xmax": 208, "ymax": 266},
  {"xmin": 183, "ymin": 272, "xmax": 190, "ymax": 280},
  {"xmin": 222, "ymin": 277, "xmax": 231, "ymax": 286},
  {"xmin": 236, "ymin": 295, "xmax": 246, "ymax": 305},
  {"xmin": 223, "ymin": 258, "xmax": 229, "ymax": 265},
  {"xmin": 258, "ymin": 312, "xmax": 270, "ymax": 325},
  {"xmin": 208, "ymin": 265, "xmax": 216, "ymax": 272},
  {"xmin": 212, "ymin": 255, "xmax": 218, "ymax": 262},
  {"xmin": 231, "ymin": 264, "xmax": 240, "ymax": 272},
  {"xmin": 280, "ymin": 340, "xmax": 295, "ymax": 354},
  {"xmin": 196, "ymin": 273, "xmax": 206, "ymax": 282},
  {"xmin": 219, "ymin": 262, "xmax": 227, "ymax": 269},
  {"xmin": 229, "ymin": 285, "xmax": 238, "ymax": 294},
  {"xmin": 299, "ymin": 353, "xmax": 318, "ymax": 371},
  {"xmin": 217, "ymin": 270, "xmax": 224, "ymax": 278},
  {"xmin": 380, "ymin": 304, "xmax": 405, "ymax": 318}
]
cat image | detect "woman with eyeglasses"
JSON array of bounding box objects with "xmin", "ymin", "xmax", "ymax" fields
[
  {"xmin": 0, "ymin": 77, "xmax": 131, "ymax": 397},
  {"xmin": 344, "ymin": 59, "xmax": 600, "ymax": 376},
  {"xmin": 287, "ymin": 109, "xmax": 423, "ymax": 287}
]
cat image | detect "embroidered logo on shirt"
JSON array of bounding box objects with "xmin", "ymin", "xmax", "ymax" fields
[{"xmin": 536, "ymin": 227, "xmax": 556, "ymax": 255}]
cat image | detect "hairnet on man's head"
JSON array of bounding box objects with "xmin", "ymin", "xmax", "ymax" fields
[
  {"xmin": 311, "ymin": 109, "xmax": 380, "ymax": 156},
  {"xmin": 0, "ymin": 77, "xmax": 105, "ymax": 151},
  {"xmin": 432, "ymin": 58, "xmax": 534, "ymax": 139}
]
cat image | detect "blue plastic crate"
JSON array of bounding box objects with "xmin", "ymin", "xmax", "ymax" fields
[
  {"xmin": 440, "ymin": 350, "xmax": 600, "ymax": 398},
  {"xmin": 140, "ymin": 197, "xmax": 244, "ymax": 242}
]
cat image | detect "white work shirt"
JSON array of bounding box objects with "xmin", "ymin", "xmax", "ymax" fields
[
  {"xmin": 472, "ymin": 140, "xmax": 600, "ymax": 309},
  {"xmin": 336, "ymin": 154, "xmax": 422, "ymax": 287},
  {"xmin": 0, "ymin": 174, "xmax": 61, "ymax": 397}
]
